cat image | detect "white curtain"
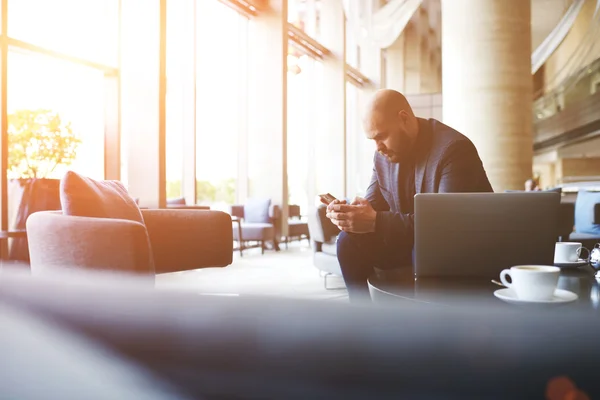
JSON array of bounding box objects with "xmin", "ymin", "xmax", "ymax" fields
[
  {"xmin": 342, "ymin": 0, "xmax": 423, "ymax": 49},
  {"xmin": 531, "ymin": 0, "xmax": 586, "ymax": 74}
]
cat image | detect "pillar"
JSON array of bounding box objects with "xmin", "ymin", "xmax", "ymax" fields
[
  {"xmin": 430, "ymin": 51, "xmax": 441, "ymax": 93},
  {"xmin": 385, "ymin": 33, "xmax": 406, "ymax": 93},
  {"xmin": 420, "ymin": 37, "xmax": 432, "ymax": 93},
  {"xmin": 441, "ymin": 0, "xmax": 532, "ymax": 191},
  {"xmin": 404, "ymin": 22, "xmax": 421, "ymax": 94}
]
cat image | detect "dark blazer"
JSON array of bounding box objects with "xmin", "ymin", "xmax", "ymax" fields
[{"xmin": 366, "ymin": 118, "xmax": 493, "ymax": 246}]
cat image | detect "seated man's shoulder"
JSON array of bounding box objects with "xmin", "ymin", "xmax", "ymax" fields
[{"xmin": 427, "ymin": 119, "xmax": 474, "ymax": 150}]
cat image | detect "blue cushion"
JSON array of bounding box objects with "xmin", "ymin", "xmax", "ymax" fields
[
  {"xmin": 574, "ymin": 190, "xmax": 600, "ymax": 235},
  {"xmin": 244, "ymin": 198, "xmax": 271, "ymax": 223}
]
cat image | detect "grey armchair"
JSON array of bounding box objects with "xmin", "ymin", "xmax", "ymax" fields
[
  {"xmin": 231, "ymin": 198, "xmax": 281, "ymax": 254},
  {"xmin": 284, "ymin": 204, "xmax": 310, "ymax": 248},
  {"xmin": 26, "ymin": 209, "xmax": 233, "ymax": 277},
  {"xmin": 307, "ymin": 205, "xmax": 343, "ymax": 289}
]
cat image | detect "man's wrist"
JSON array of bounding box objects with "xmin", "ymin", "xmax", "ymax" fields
[{"xmin": 370, "ymin": 210, "xmax": 378, "ymax": 233}]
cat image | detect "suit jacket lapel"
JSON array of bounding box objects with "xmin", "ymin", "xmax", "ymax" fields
[
  {"xmin": 415, "ymin": 118, "xmax": 432, "ymax": 194},
  {"xmin": 392, "ymin": 163, "xmax": 400, "ymax": 211}
]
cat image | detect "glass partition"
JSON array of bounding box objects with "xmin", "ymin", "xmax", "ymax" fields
[
  {"xmin": 7, "ymin": 50, "xmax": 106, "ymax": 233},
  {"xmin": 195, "ymin": 0, "xmax": 247, "ymax": 210},
  {"xmin": 287, "ymin": 54, "xmax": 319, "ymax": 212},
  {"xmin": 534, "ymin": 56, "xmax": 600, "ymax": 121},
  {"xmin": 8, "ymin": 0, "xmax": 119, "ymax": 66}
]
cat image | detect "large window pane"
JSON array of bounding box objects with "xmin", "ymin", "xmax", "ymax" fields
[
  {"xmin": 287, "ymin": 55, "xmax": 318, "ymax": 213},
  {"xmin": 8, "ymin": 0, "xmax": 119, "ymax": 66},
  {"xmin": 288, "ymin": 0, "xmax": 321, "ymax": 39},
  {"xmin": 345, "ymin": 17, "xmax": 359, "ymax": 68},
  {"xmin": 346, "ymin": 82, "xmax": 374, "ymax": 198},
  {"xmin": 196, "ymin": 1, "xmax": 246, "ymax": 209},
  {"xmin": 166, "ymin": 0, "xmax": 195, "ymax": 201},
  {"xmin": 7, "ymin": 50, "xmax": 106, "ymax": 227}
]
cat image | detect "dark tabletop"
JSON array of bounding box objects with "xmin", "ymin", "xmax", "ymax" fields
[{"xmin": 368, "ymin": 265, "xmax": 600, "ymax": 311}]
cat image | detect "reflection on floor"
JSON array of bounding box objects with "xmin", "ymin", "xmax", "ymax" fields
[{"xmin": 157, "ymin": 241, "xmax": 348, "ymax": 302}]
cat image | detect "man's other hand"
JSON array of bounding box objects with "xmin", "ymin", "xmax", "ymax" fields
[{"xmin": 326, "ymin": 197, "xmax": 376, "ymax": 234}]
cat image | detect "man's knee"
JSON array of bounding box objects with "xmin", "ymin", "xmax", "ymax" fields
[{"xmin": 336, "ymin": 232, "xmax": 378, "ymax": 262}]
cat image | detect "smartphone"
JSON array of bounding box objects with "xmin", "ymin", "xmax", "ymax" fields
[{"xmin": 318, "ymin": 193, "xmax": 338, "ymax": 204}]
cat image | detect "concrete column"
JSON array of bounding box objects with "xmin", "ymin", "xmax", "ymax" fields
[
  {"xmin": 317, "ymin": 0, "xmax": 346, "ymax": 199},
  {"xmin": 429, "ymin": 27, "xmax": 441, "ymax": 93},
  {"xmin": 120, "ymin": 0, "xmax": 166, "ymax": 208},
  {"xmin": 430, "ymin": 51, "xmax": 441, "ymax": 93},
  {"xmin": 404, "ymin": 22, "xmax": 421, "ymax": 94},
  {"xmin": 420, "ymin": 37, "xmax": 432, "ymax": 93},
  {"xmin": 246, "ymin": 1, "xmax": 288, "ymax": 230},
  {"xmin": 385, "ymin": 33, "xmax": 406, "ymax": 93},
  {"xmin": 441, "ymin": 0, "xmax": 532, "ymax": 192}
]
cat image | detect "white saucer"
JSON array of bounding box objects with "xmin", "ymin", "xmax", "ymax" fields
[
  {"xmin": 494, "ymin": 288, "xmax": 578, "ymax": 305},
  {"xmin": 554, "ymin": 259, "xmax": 589, "ymax": 269}
]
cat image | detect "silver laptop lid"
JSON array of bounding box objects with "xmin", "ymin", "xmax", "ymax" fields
[{"xmin": 414, "ymin": 192, "xmax": 560, "ymax": 278}]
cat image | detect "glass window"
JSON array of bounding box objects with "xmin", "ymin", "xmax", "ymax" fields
[
  {"xmin": 288, "ymin": 0, "xmax": 320, "ymax": 39},
  {"xmin": 346, "ymin": 81, "xmax": 375, "ymax": 198},
  {"xmin": 7, "ymin": 50, "xmax": 106, "ymax": 226},
  {"xmin": 345, "ymin": 17, "xmax": 359, "ymax": 68},
  {"xmin": 195, "ymin": 1, "xmax": 247, "ymax": 209},
  {"xmin": 8, "ymin": 50, "xmax": 105, "ymax": 180},
  {"xmin": 166, "ymin": 0, "xmax": 195, "ymax": 201},
  {"xmin": 8, "ymin": 0, "xmax": 119, "ymax": 66},
  {"xmin": 287, "ymin": 54, "xmax": 318, "ymax": 212}
]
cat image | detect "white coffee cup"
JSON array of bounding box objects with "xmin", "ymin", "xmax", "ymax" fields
[
  {"xmin": 499, "ymin": 265, "xmax": 560, "ymax": 301},
  {"xmin": 554, "ymin": 242, "xmax": 589, "ymax": 264}
]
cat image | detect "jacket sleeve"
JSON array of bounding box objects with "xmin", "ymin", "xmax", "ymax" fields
[
  {"xmin": 365, "ymin": 166, "xmax": 390, "ymax": 212},
  {"xmin": 374, "ymin": 140, "xmax": 490, "ymax": 247},
  {"xmin": 438, "ymin": 140, "xmax": 492, "ymax": 193}
]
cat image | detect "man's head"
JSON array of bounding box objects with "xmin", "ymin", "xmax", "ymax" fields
[
  {"xmin": 363, "ymin": 89, "xmax": 419, "ymax": 163},
  {"xmin": 525, "ymin": 178, "xmax": 540, "ymax": 191}
]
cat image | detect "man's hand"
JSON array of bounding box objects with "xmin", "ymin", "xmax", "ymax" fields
[{"xmin": 326, "ymin": 197, "xmax": 377, "ymax": 234}]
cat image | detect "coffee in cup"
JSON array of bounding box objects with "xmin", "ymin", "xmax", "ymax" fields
[
  {"xmin": 499, "ymin": 265, "xmax": 560, "ymax": 301},
  {"xmin": 554, "ymin": 242, "xmax": 589, "ymax": 264}
]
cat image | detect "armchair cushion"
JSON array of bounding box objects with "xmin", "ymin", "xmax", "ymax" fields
[
  {"xmin": 60, "ymin": 171, "xmax": 144, "ymax": 224},
  {"xmin": 166, "ymin": 197, "xmax": 186, "ymax": 206},
  {"xmin": 142, "ymin": 209, "xmax": 233, "ymax": 273},
  {"xmin": 574, "ymin": 190, "xmax": 600, "ymax": 235},
  {"xmin": 244, "ymin": 198, "xmax": 271, "ymax": 223}
]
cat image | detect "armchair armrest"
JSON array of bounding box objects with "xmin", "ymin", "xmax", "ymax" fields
[
  {"xmin": 167, "ymin": 205, "xmax": 210, "ymax": 210},
  {"xmin": 142, "ymin": 209, "xmax": 233, "ymax": 273},
  {"xmin": 26, "ymin": 212, "xmax": 152, "ymax": 276},
  {"xmin": 230, "ymin": 205, "xmax": 244, "ymax": 219}
]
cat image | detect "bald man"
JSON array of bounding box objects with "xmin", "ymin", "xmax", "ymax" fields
[{"xmin": 325, "ymin": 89, "xmax": 493, "ymax": 302}]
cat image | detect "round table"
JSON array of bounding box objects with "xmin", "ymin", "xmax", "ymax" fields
[{"xmin": 368, "ymin": 265, "xmax": 600, "ymax": 311}]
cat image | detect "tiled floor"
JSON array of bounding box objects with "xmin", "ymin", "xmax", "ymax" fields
[{"xmin": 157, "ymin": 241, "xmax": 348, "ymax": 302}]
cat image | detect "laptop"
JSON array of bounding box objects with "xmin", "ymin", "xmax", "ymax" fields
[{"xmin": 414, "ymin": 192, "xmax": 560, "ymax": 279}]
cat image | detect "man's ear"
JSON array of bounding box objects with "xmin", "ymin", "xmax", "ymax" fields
[{"xmin": 398, "ymin": 110, "xmax": 408, "ymax": 125}]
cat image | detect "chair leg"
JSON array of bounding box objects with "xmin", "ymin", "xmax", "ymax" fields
[
  {"xmin": 323, "ymin": 273, "xmax": 346, "ymax": 291},
  {"xmin": 285, "ymin": 237, "xmax": 288, "ymax": 250},
  {"xmin": 261, "ymin": 241, "xmax": 265, "ymax": 255}
]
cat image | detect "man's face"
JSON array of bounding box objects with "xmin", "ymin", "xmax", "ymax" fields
[{"xmin": 364, "ymin": 111, "xmax": 412, "ymax": 163}]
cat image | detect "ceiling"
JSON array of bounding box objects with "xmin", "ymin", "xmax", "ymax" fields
[
  {"xmin": 531, "ymin": 0, "xmax": 574, "ymax": 49},
  {"xmin": 413, "ymin": 0, "xmax": 574, "ymax": 51}
]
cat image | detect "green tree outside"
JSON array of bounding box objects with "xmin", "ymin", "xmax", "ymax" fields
[{"xmin": 8, "ymin": 109, "xmax": 81, "ymax": 179}]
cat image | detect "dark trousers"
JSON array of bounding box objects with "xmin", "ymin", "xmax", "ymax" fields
[{"xmin": 336, "ymin": 231, "xmax": 412, "ymax": 303}]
